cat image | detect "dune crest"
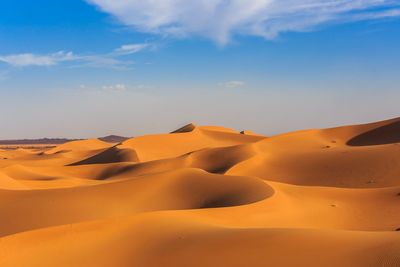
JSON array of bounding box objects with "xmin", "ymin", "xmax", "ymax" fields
[
  {"xmin": 170, "ymin": 123, "xmax": 197, "ymax": 133},
  {"xmin": 45, "ymin": 138, "xmax": 112, "ymax": 155},
  {"xmin": 346, "ymin": 117, "xmax": 400, "ymax": 146},
  {"xmin": 1, "ymin": 117, "xmax": 400, "ymax": 266}
]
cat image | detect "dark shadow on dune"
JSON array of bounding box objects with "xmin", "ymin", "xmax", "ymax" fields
[
  {"xmin": 191, "ymin": 176, "xmax": 275, "ymax": 209},
  {"xmin": 96, "ymin": 165, "xmax": 137, "ymax": 180},
  {"xmin": 200, "ymin": 195, "xmax": 252, "ymax": 209},
  {"xmin": 68, "ymin": 146, "xmax": 139, "ymax": 166},
  {"xmin": 198, "ymin": 183, "xmax": 275, "ymax": 209},
  {"xmin": 347, "ymin": 120, "xmax": 400, "ymax": 146},
  {"xmin": 19, "ymin": 176, "xmax": 60, "ymax": 181},
  {"xmin": 170, "ymin": 123, "xmax": 196, "ymax": 134},
  {"xmin": 54, "ymin": 150, "xmax": 71, "ymax": 154},
  {"xmin": 206, "ymin": 166, "xmax": 232, "ymax": 174}
]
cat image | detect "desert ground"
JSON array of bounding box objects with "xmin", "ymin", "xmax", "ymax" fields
[{"xmin": 0, "ymin": 118, "xmax": 400, "ymax": 266}]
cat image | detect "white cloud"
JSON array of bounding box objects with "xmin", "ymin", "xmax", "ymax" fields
[
  {"xmin": 0, "ymin": 51, "xmax": 75, "ymax": 67},
  {"xmin": 75, "ymin": 55, "xmax": 132, "ymax": 70},
  {"xmin": 102, "ymin": 83, "xmax": 127, "ymax": 92},
  {"xmin": 351, "ymin": 6, "xmax": 400, "ymax": 20},
  {"xmin": 86, "ymin": 0, "xmax": 400, "ymax": 45},
  {"xmin": 222, "ymin": 80, "xmax": 245, "ymax": 88},
  {"xmin": 114, "ymin": 43, "xmax": 150, "ymax": 55},
  {"xmin": 0, "ymin": 43, "xmax": 150, "ymax": 68},
  {"xmin": 77, "ymin": 83, "xmax": 153, "ymax": 94}
]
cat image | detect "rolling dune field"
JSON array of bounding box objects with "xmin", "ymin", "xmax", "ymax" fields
[{"xmin": 1, "ymin": 118, "xmax": 400, "ymax": 266}]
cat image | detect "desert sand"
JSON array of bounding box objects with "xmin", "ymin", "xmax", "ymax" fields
[{"xmin": 0, "ymin": 118, "xmax": 400, "ymax": 266}]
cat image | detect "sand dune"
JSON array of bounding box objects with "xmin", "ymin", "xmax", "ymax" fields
[
  {"xmin": 0, "ymin": 118, "xmax": 400, "ymax": 266},
  {"xmin": 116, "ymin": 123, "xmax": 264, "ymax": 162},
  {"xmin": 45, "ymin": 138, "xmax": 112, "ymax": 154}
]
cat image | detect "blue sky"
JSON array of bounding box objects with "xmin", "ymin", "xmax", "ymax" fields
[{"xmin": 0, "ymin": 0, "xmax": 400, "ymax": 139}]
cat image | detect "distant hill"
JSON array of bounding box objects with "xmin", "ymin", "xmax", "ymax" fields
[
  {"xmin": 98, "ymin": 135, "xmax": 130, "ymax": 143},
  {"xmin": 0, "ymin": 135, "xmax": 130, "ymax": 145},
  {"xmin": 0, "ymin": 138, "xmax": 78, "ymax": 145}
]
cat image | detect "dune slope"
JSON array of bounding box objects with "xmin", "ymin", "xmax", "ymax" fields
[{"xmin": 0, "ymin": 118, "xmax": 400, "ymax": 266}]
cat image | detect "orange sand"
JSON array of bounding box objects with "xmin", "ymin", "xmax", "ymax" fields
[{"xmin": 0, "ymin": 119, "xmax": 400, "ymax": 266}]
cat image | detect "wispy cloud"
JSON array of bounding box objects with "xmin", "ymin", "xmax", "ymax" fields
[
  {"xmin": 350, "ymin": 6, "xmax": 400, "ymax": 20},
  {"xmin": 113, "ymin": 44, "xmax": 151, "ymax": 56},
  {"xmin": 102, "ymin": 83, "xmax": 127, "ymax": 92},
  {"xmin": 0, "ymin": 51, "xmax": 75, "ymax": 67},
  {"xmin": 86, "ymin": 0, "xmax": 400, "ymax": 45},
  {"xmin": 0, "ymin": 43, "xmax": 152, "ymax": 68},
  {"xmin": 78, "ymin": 83, "xmax": 154, "ymax": 93},
  {"xmin": 221, "ymin": 80, "xmax": 245, "ymax": 88}
]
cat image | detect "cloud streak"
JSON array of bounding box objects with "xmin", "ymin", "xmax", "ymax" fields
[
  {"xmin": 86, "ymin": 0, "xmax": 400, "ymax": 45},
  {"xmin": 113, "ymin": 44, "xmax": 151, "ymax": 56},
  {"xmin": 102, "ymin": 83, "xmax": 127, "ymax": 92},
  {"xmin": 221, "ymin": 81, "xmax": 246, "ymax": 88},
  {"xmin": 0, "ymin": 43, "xmax": 151, "ymax": 68},
  {"xmin": 0, "ymin": 51, "xmax": 75, "ymax": 67}
]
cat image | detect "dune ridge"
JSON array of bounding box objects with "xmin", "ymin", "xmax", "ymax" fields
[{"xmin": 0, "ymin": 118, "xmax": 400, "ymax": 266}]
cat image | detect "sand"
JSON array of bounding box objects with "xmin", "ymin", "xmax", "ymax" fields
[{"xmin": 0, "ymin": 119, "xmax": 400, "ymax": 266}]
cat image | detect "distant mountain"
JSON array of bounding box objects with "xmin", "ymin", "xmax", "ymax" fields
[
  {"xmin": 98, "ymin": 135, "xmax": 130, "ymax": 143},
  {"xmin": 0, "ymin": 138, "xmax": 78, "ymax": 145},
  {"xmin": 0, "ymin": 135, "xmax": 130, "ymax": 145}
]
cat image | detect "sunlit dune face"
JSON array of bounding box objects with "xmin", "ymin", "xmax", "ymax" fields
[{"xmin": 1, "ymin": 119, "xmax": 400, "ymax": 267}]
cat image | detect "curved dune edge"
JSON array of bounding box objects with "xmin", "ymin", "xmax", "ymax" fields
[
  {"xmin": 1, "ymin": 117, "xmax": 400, "ymax": 266},
  {"xmin": 170, "ymin": 123, "xmax": 197, "ymax": 133},
  {"xmin": 0, "ymin": 168, "xmax": 274, "ymax": 237},
  {"xmin": 346, "ymin": 117, "xmax": 400, "ymax": 146},
  {"xmin": 1, "ymin": 214, "xmax": 400, "ymax": 267},
  {"xmin": 68, "ymin": 145, "xmax": 139, "ymax": 166}
]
